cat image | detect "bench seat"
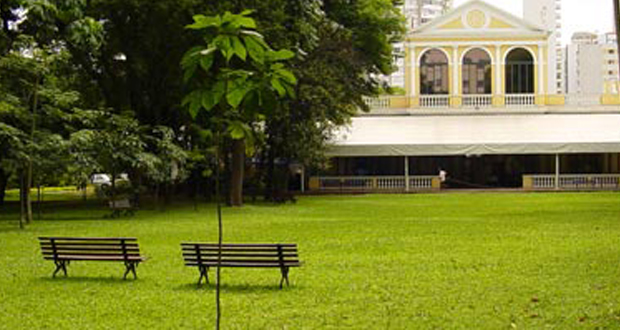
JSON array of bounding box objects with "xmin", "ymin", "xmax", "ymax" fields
[
  {"xmin": 181, "ymin": 243, "xmax": 301, "ymax": 288},
  {"xmin": 39, "ymin": 237, "xmax": 146, "ymax": 279}
]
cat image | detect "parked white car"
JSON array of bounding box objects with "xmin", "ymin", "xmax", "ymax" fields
[
  {"xmin": 91, "ymin": 174, "xmax": 111, "ymax": 186},
  {"xmin": 90, "ymin": 173, "xmax": 129, "ymax": 187}
]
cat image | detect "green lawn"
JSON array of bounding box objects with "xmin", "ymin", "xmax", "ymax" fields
[{"xmin": 1, "ymin": 192, "xmax": 620, "ymax": 328}]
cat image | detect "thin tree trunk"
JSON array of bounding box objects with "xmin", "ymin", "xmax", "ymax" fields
[
  {"xmin": 111, "ymin": 172, "xmax": 116, "ymax": 206},
  {"xmin": 264, "ymin": 131, "xmax": 276, "ymax": 201},
  {"xmin": 19, "ymin": 172, "xmax": 25, "ymax": 229},
  {"xmin": 25, "ymin": 162, "xmax": 33, "ymax": 223},
  {"xmin": 215, "ymin": 134, "xmax": 223, "ymax": 330},
  {"xmin": 194, "ymin": 175, "xmax": 199, "ymax": 211},
  {"xmin": 229, "ymin": 139, "xmax": 245, "ymax": 207},
  {"xmin": 25, "ymin": 73, "xmax": 40, "ymax": 224},
  {"xmin": 0, "ymin": 168, "xmax": 8, "ymax": 207},
  {"xmin": 37, "ymin": 184, "xmax": 41, "ymax": 220}
]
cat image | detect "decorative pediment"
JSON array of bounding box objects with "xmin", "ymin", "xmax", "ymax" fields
[{"xmin": 410, "ymin": 0, "xmax": 548, "ymax": 40}]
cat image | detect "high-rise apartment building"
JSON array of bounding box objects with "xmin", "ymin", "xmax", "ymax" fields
[
  {"xmin": 387, "ymin": 0, "xmax": 453, "ymax": 88},
  {"xmin": 403, "ymin": 0, "xmax": 454, "ymax": 29},
  {"xmin": 599, "ymin": 32, "xmax": 620, "ymax": 94},
  {"xmin": 566, "ymin": 32, "xmax": 619, "ymax": 95},
  {"xmin": 565, "ymin": 32, "xmax": 603, "ymax": 95},
  {"xmin": 523, "ymin": 0, "xmax": 563, "ymax": 94}
]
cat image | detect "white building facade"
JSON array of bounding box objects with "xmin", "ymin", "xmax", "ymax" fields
[
  {"xmin": 566, "ymin": 32, "xmax": 620, "ymax": 95},
  {"xmin": 523, "ymin": 0, "xmax": 563, "ymax": 94}
]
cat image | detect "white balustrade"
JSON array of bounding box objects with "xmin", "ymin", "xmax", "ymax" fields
[
  {"xmin": 526, "ymin": 174, "xmax": 620, "ymax": 190},
  {"xmin": 420, "ymin": 95, "xmax": 450, "ymax": 108},
  {"xmin": 361, "ymin": 93, "xmax": 611, "ymax": 110},
  {"xmin": 462, "ymin": 95, "xmax": 493, "ymax": 108},
  {"xmin": 363, "ymin": 96, "xmax": 391, "ymax": 109},
  {"xmin": 505, "ymin": 94, "xmax": 536, "ymax": 107},
  {"xmin": 409, "ymin": 176, "xmax": 436, "ymax": 189},
  {"xmin": 314, "ymin": 176, "xmax": 437, "ymax": 191},
  {"xmin": 376, "ymin": 177, "xmax": 406, "ymax": 190}
]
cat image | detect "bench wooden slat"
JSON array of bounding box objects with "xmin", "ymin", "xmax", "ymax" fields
[
  {"xmin": 39, "ymin": 237, "xmax": 138, "ymax": 241},
  {"xmin": 182, "ymin": 252, "xmax": 298, "ymax": 258},
  {"xmin": 41, "ymin": 242, "xmax": 139, "ymax": 247},
  {"xmin": 42, "ymin": 246, "xmax": 140, "ymax": 252},
  {"xmin": 43, "ymin": 252, "xmax": 142, "ymax": 258},
  {"xmin": 181, "ymin": 243, "xmax": 297, "ymax": 248},
  {"xmin": 184, "ymin": 258, "xmax": 300, "ymax": 264},
  {"xmin": 185, "ymin": 262, "xmax": 300, "ymax": 268},
  {"xmin": 44, "ymin": 255, "xmax": 145, "ymax": 261},
  {"xmin": 182, "ymin": 247, "xmax": 297, "ymax": 253}
]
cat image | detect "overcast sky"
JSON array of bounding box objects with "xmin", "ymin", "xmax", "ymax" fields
[{"xmin": 452, "ymin": 0, "xmax": 616, "ymax": 44}]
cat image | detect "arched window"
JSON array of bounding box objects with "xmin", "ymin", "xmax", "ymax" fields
[
  {"xmin": 420, "ymin": 49, "xmax": 449, "ymax": 95},
  {"xmin": 505, "ymin": 48, "xmax": 534, "ymax": 94},
  {"xmin": 462, "ymin": 48, "xmax": 492, "ymax": 94}
]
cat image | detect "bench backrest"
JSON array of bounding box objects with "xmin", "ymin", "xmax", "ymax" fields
[
  {"xmin": 109, "ymin": 199, "xmax": 131, "ymax": 209},
  {"xmin": 181, "ymin": 243, "xmax": 300, "ymax": 268},
  {"xmin": 39, "ymin": 237, "xmax": 141, "ymax": 261}
]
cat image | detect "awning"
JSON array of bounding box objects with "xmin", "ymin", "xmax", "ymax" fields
[{"xmin": 328, "ymin": 114, "xmax": 620, "ymax": 157}]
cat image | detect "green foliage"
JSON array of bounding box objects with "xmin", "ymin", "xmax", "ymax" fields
[{"xmin": 181, "ymin": 11, "xmax": 297, "ymax": 135}]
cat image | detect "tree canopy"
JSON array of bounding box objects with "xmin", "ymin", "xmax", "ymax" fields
[{"xmin": 0, "ymin": 0, "xmax": 405, "ymax": 213}]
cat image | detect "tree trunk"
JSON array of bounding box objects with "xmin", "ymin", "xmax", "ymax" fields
[
  {"xmin": 0, "ymin": 168, "xmax": 8, "ymax": 207},
  {"xmin": 229, "ymin": 139, "xmax": 245, "ymax": 207},
  {"xmin": 25, "ymin": 161, "xmax": 33, "ymax": 223},
  {"xmin": 19, "ymin": 172, "xmax": 26, "ymax": 229},
  {"xmin": 37, "ymin": 184, "xmax": 42, "ymax": 220},
  {"xmin": 25, "ymin": 73, "xmax": 39, "ymax": 224},
  {"xmin": 111, "ymin": 172, "xmax": 116, "ymax": 205}
]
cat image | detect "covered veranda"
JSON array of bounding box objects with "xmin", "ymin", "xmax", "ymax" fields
[{"xmin": 309, "ymin": 114, "xmax": 620, "ymax": 191}]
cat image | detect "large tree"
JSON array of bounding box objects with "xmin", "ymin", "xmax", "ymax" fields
[
  {"xmin": 11, "ymin": 0, "xmax": 403, "ymax": 205},
  {"xmin": 181, "ymin": 11, "xmax": 297, "ymax": 206}
]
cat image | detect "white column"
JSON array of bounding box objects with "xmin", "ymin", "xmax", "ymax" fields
[
  {"xmin": 410, "ymin": 44, "xmax": 416, "ymax": 97},
  {"xmin": 538, "ymin": 45, "xmax": 545, "ymax": 95},
  {"xmin": 495, "ymin": 45, "xmax": 502, "ymax": 95},
  {"xmin": 405, "ymin": 156, "xmax": 410, "ymax": 192},
  {"xmin": 452, "ymin": 46, "xmax": 459, "ymax": 96},
  {"xmin": 555, "ymin": 154, "xmax": 560, "ymax": 190}
]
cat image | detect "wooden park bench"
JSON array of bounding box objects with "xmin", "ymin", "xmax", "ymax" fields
[
  {"xmin": 39, "ymin": 237, "xmax": 146, "ymax": 279},
  {"xmin": 108, "ymin": 199, "xmax": 135, "ymax": 218},
  {"xmin": 181, "ymin": 243, "xmax": 301, "ymax": 289}
]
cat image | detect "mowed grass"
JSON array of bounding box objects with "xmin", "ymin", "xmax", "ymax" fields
[{"xmin": 1, "ymin": 192, "xmax": 620, "ymax": 328}]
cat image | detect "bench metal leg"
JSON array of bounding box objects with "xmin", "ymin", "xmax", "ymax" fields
[
  {"xmin": 123, "ymin": 261, "xmax": 138, "ymax": 280},
  {"xmin": 197, "ymin": 266, "xmax": 209, "ymax": 285},
  {"xmin": 53, "ymin": 260, "xmax": 68, "ymax": 278},
  {"xmin": 279, "ymin": 267, "xmax": 290, "ymax": 289}
]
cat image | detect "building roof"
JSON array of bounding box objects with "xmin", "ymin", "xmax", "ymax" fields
[
  {"xmin": 408, "ymin": 0, "xmax": 549, "ymax": 41},
  {"xmin": 328, "ymin": 114, "xmax": 620, "ymax": 157}
]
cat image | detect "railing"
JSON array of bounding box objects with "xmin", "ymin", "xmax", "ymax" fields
[
  {"xmin": 409, "ymin": 176, "xmax": 436, "ymax": 190},
  {"xmin": 462, "ymin": 94, "xmax": 493, "ymax": 108},
  {"xmin": 420, "ymin": 95, "xmax": 450, "ymax": 108},
  {"xmin": 312, "ymin": 176, "xmax": 438, "ymax": 191},
  {"xmin": 363, "ymin": 96, "xmax": 391, "ymax": 109},
  {"xmin": 525, "ymin": 174, "xmax": 620, "ymax": 190},
  {"xmin": 565, "ymin": 94, "xmax": 600, "ymax": 106},
  {"xmin": 361, "ymin": 93, "xmax": 620, "ymax": 111},
  {"xmin": 504, "ymin": 94, "xmax": 536, "ymax": 107}
]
